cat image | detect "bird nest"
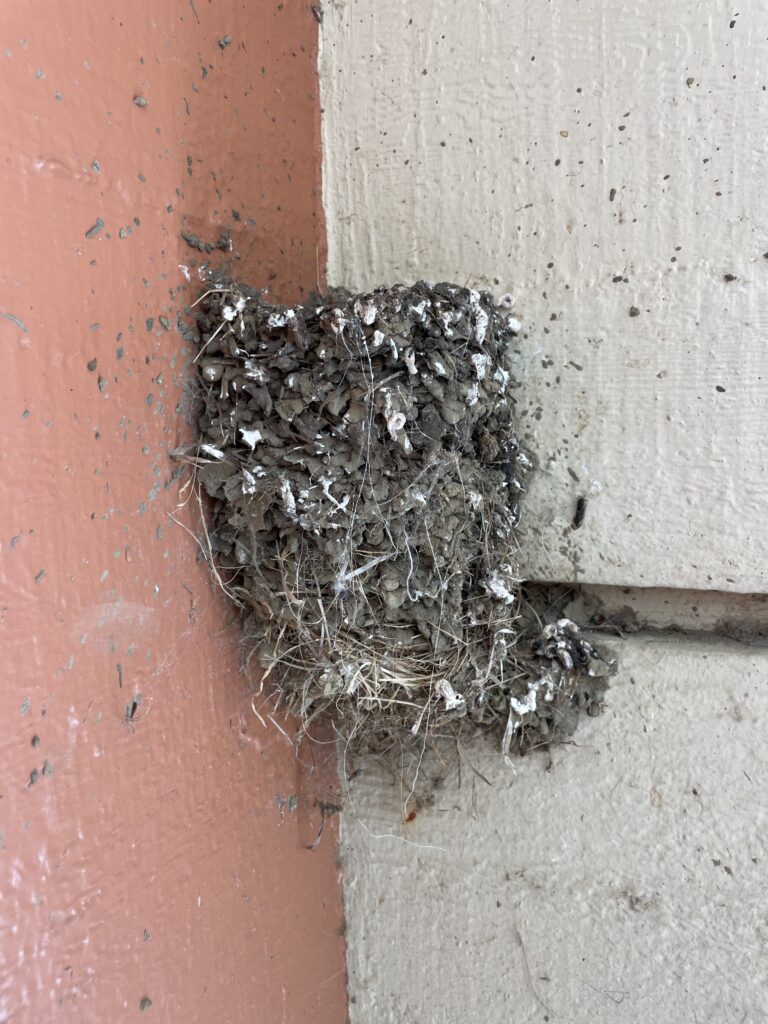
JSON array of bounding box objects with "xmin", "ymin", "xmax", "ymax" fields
[{"xmin": 175, "ymin": 280, "xmax": 611, "ymax": 757}]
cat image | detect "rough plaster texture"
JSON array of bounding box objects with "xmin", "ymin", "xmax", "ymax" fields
[
  {"xmin": 320, "ymin": 0, "xmax": 768, "ymax": 593},
  {"xmin": 0, "ymin": 3, "xmax": 346, "ymax": 1021},
  {"xmin": 341, "ymin": 635, "xmax": 768, "ymax": 1024}
]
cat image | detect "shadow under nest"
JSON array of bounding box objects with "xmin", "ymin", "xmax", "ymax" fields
[{"xmin": 175, "ymin": 279, "xmax": 612, "ymax": 760}]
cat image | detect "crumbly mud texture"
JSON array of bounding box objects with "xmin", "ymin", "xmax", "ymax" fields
[{"xmin": 177, "ymin": 281, "xmax": 611, "ymax": 756}]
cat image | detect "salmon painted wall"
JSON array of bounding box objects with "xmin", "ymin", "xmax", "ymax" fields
[{"xmin": 0, "ymin": 2, "xmax": 345, "ymax": 1021}]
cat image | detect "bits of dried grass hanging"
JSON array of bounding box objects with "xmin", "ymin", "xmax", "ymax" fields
[{"xmin": 174, "ymin": 280, "xmax": 612, "ymax": 756}]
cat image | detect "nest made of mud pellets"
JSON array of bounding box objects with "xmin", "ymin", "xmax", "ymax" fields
[{"xmin": 176, "ymin": 281, "xmax": 610, "ymax": 756}]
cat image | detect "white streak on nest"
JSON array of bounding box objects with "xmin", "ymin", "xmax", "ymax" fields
[
  {"xmin": 267, "ymin": 308, "xmax": 295, "ymax": 329},
  {"xmin": 239, "ymin": 427, "xmax": 262, "ymax": 450},
  {"xmin": 243, "ymin": 359, "xmax": 267, "ymax": 383},
  {"xmin": 320, "ymin": 477, "xmax": 350, "ymax": 514},
  {"xmin": 493, "ymin": 367, "xmax": 510, "ymax": 391},
  {"xmin": 356, "ymin": 299, "xmax": 378, "ymax": 325},
  {"xmin": 468, "ymin": 289, "xmax": 489, "ymax": 343},
  {"xmin": 471, "ymin": 353, "xmax": 489, "ymax": 380},
  {"xmin": 387, "ymin": 412, "xmax": 407, "ymax": 440},
  {"xmin": 507, "ymin": 315, "xmax": 522, "ymax": 333},
  {"xmin": 371, "ymin": 329, "xmax": 385, "ymax": 348},
  {"xmin": 404, "ymin": 348, "xmax": 417, "ymax": 375},
  {"xmin": 483, "ymin": 568, "xmax": 518, "ymax": 604},
  {"xmin": 432, "ymin": 358, "xmax": 448, "ymax": 378},
  {"xmin": 222, "ymin": 296, "xmax": 247, "ymax": 322},
  {"xmin": 329, "ymin": 308, "xmax": 346, "ymax": 335},
  {"xmin": 539, "ymin": 670, "xmax": 558, "ymax": 702},
  {"xmin": 280, "ymin": 478, "xmax": 297, "ymax": 519},
  {"xmin": 241, "ymin": 468, "xmax": 260, "ymax": 493},
  {"xmin": 509, "ymin": 681, "xmax": 540, "ymax": 718},
  {"xmin": 465, "ymin": 382, "xmax": 479, "ymax": 407},
  {"xmin": 338, "ymin": 553, "xmax": 392, "ymax": 583},
  {"xmin": 468, "ymin": 490, "xmax": 483, "ymax": 511},
  {"xmin": 436, "ymin": 678, "xmax": 465, "ymax": 712},
  {"xmin": 502, "ymin": 679, "xmax": 542, "ymax": 764},
  {"xmin": 200, "ymin": 444, "xmax": 224, "ymax": 460},
  {"xmin": 474, "ymin": 306, "xmax": 489, "ymax": 344}
]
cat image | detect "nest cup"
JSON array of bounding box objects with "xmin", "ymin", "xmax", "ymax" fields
[{"xmin": 176, "ymin": 281, "xmax": 610, "ymax": 756}]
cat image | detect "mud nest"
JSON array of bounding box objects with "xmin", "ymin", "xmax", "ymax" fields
[{"xmin": 176, "ymin": 281, "xmax": 610, "ymax": 756}]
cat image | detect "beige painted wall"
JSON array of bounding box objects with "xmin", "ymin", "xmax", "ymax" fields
[
  {"xmin": 340, "ymin": 635, "xmax": 768, "ymax": 1023},
  {"xmin": 321, "ymin": 0, "xmax": 768, "ymax": 593},
  {"xmin": 320, "ymin": 3, "xmax": 768, "ymax": 1021}
]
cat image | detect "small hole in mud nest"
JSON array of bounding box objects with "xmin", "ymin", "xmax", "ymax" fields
[{"xmin": 174, "ymin": 280, "xmax": 612, "ymax": 760}]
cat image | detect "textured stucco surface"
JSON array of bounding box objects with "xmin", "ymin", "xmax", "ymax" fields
[
  {"xmin": 340, "ymin": 635, "xmax": 768, "ymax": 1024},
  {"xmin": 320, "ymin": 7, "xmax": 768, "ymax": 1020},
  {"xmin": 1, "ymin": 3, "xmax": 345, "ymax": 1021},
  {"xmin": 320, "ymin": 0, "xmax": 768, "ymax": 592}
]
